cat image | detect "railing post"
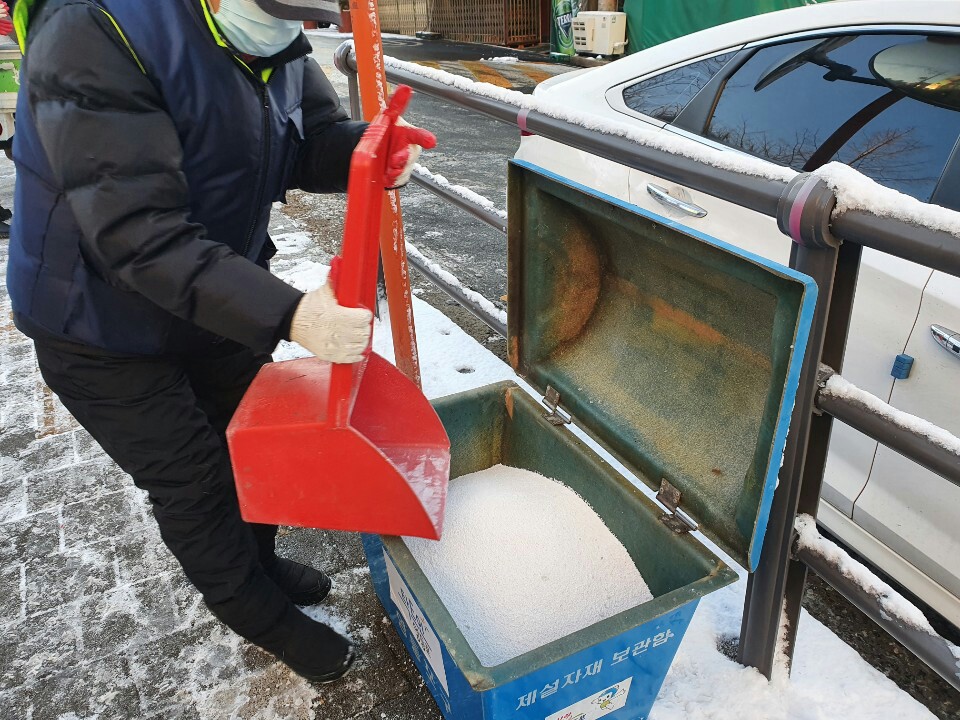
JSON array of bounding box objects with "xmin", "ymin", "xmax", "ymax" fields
[
  {"xmin": 738, "ymin": 175, "xmax": 844, "ymax": 676},
  {"xmin": 779, "ymin": 238, "xmax": 862, "ymax": 663},
  {"xmin": 334, "ymin": 41, "xmax": 363, "ymax": 121}
]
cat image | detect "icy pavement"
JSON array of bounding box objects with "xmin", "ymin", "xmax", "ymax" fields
[{"xmin": 0, "ymin": 155, "xmax": 448, "ymax": 716}]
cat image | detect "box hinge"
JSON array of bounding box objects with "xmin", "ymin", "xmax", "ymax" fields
[
  {"xmin": 657, "ymin": 479, "xmax": 699, "ymax": 534},
  {"xmin": 542, "ymin": 385, "xmax": 572, "ymax": 426}
]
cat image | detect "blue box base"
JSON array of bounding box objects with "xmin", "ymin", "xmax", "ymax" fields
[{"xmin": 364, "ymin": 534, "xmax": 698, "ymax": 720}]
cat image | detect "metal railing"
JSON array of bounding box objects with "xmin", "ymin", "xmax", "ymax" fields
[
  {"xmin": 815, "ymin": 365, "xmax": 960, "ymax": 489},
  {"xmin": 335, "ymin": 42, "xmax": 960, "ymax": 691}
]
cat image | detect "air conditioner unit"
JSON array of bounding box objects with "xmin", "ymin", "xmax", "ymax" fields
[{"xmin": 572, "ymin": 11, "xmax": 628, "ymax": 56}]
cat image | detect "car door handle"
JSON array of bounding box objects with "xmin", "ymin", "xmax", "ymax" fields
[
  {"xmin": 646, "ymin": 183, "xmax": 708, "ymax": 218},
  {"xmin": 931, "ymin": 325, "xmax": 960, "ymax": 359}
]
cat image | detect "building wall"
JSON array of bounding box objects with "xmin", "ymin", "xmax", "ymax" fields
[{"xmin": 379, "ymin": 0, "xmax": 542, "ymax": 46}]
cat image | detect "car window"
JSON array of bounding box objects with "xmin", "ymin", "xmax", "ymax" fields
[
  {"xmin": 703, "ymin": 34, "xmax": 960, "ymax": 202},
  {"xmin": 621, "ymin": 52, "xmax": 737, "ymax": 123}
]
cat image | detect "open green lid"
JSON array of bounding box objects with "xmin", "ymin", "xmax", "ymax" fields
[{"xmin": 507, "ymin": 161, "xmax": 817, "ymax": 571}]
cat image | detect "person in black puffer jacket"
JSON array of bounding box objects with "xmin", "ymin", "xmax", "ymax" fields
[{"xmin": 8, "ymin": 0, "xmax": 434, "ymax": 682}]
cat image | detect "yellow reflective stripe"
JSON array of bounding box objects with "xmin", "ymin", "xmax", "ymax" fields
[
  {"xmin": 232, "ymin": 54, "xmax": 256, "ymax": 78},
  {"xmin": 13, "ymin": 0, "xmax": 145, "ymax": 77},
  {"xmin": 13, "ymin": 0, "xmax": 34, "ymax": 53},
  {"xmin": 97, "ymin": 9, "xmax": 146, "ymax": 75},
  {"xmin": 199, "ymin": 0, "xmax": 229, "ymax": 49},
  {"xmin": 261, "ymin": 68, "xmax": 273, "ymax": 83},
  {"xmin": 199, "ymin": 1, "xmax": 268, "ymax": 82}
]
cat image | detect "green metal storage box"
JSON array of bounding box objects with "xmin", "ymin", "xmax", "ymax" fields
[{"xmin": 364, "ymin": 160, "xmax": 818, "ymax": 720}]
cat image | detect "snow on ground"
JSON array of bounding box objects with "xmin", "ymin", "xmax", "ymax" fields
[
  {"xmin": 270, "ymin": 245, "xmax": 512, "ymax": 398},
  {"xmin": 657, "ymin": 579, "xmax": 937, "ymax": 720},
  {"xmin": 266, "ymin": 232, "xmax": 935, "ymax": 719}
]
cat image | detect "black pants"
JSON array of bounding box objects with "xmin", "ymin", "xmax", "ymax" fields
[{"xmin": 34, "ymin": 336, "xmax": 283, "ymax": 615}]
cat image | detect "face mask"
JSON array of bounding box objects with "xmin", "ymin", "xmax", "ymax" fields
[{"xmin": 213, "ymin": 0, "xmax": 303, "ymax": 57}]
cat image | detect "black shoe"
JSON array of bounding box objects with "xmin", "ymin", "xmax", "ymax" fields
[
  {"xmin": 274, "ymin": 605, "xmax": 357, "ymax": 683},
  {"xmin": 0, "ymin": 206, "xmax": 11, "ymax": 222},
  {"xmin": 264, "ymin": 557, "xmax": 332, "ymax": 606},
  {"xmin": 207, "ymin": 581, "xmax": 356, "ymax": 683}
]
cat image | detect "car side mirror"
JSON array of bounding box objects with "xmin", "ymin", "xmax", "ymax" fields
[{"xmin": 870, "ymin": 37, "xmax": 960, "ymax": 112}]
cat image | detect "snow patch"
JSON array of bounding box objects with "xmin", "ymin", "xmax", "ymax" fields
[
  {"xmin": 815, "ymin": 162, "xmax": 960, "ymax": 237},
  {"xmin": 271, "ymin": 260, "xmax": 512, "ymax": 398},
  {"xmin": 795, "ymin": 515, "xmax": 935, "ymax": 634},
  {"xmin": 652, "ymin": 578, "xmax": 937, "ymax": 720},
  {"xmin": 271, "ymin": 232, "xmax": 314, "ymax": 256}
]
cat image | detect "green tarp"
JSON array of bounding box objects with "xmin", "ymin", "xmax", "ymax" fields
[{"xmin": 623, "ymin": 0, "xmax": 829, "ymax": 53}]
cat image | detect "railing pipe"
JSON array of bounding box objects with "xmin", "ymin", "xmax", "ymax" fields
[
  {"xmin": 832, "ymin": 209, "xmax": 960, "ymax": 280},
  {"xmin": 334, "ymin": 43, "xmax": 363, "ymax": 120},
  {"xmin": 405, "ymin": 251, "xmax": 508, "ymax": 337},
  {"xmin": 335, "ymin": 43, "xmax": 960, "ymax": 281},
  {"xmin": 364, "ymin": 55, "xmax": 787, "ymax": 219},
  {"xmin": 410, "ymin": 171, "xmax": 508, "ymax": 234},
  {"xmin": 795, "ymin": 543, "xmax": 960, "ymax": 692},
  {"xmin": 739, "ymin": 239, "xmax": 839, "ymax": 677},
  {"xmin": 520, "ymin": 111, "xmax": 785, "ymax": 218},
  {"xmin": 815, "ymin": 367, "xmax": 960, "ymax": 487}
]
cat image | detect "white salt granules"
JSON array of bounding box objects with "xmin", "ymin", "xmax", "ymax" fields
[{"xmin": 404, "ymin": 464, "xmax": 654, "ymax": 666}]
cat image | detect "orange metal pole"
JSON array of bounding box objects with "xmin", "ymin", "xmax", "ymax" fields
[{"xmin": 350, "ymin": 0, "xmax": 422, "ymax": 388}]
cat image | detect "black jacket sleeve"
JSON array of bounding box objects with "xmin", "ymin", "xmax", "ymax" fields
[
  {"xmin": 26, "ymin": 2, "xmax": 303, "ymax": 353},
  {"xmin": 288, "ymin": 58, "xmax": 367, "ymax": 194}
]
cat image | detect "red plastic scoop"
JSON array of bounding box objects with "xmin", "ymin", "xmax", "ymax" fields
[{"xmin": 227, "ymin": 87, "xmax": 450, "ymax": 539}]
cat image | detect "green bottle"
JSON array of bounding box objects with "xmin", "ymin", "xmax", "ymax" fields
[{"xmin": 552, "ymin": 0, "xmax": 580, "ymax": 56}]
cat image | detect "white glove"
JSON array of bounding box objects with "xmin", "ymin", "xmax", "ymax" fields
[{"xmin": 289, "ymin": 283, "xmax": 373, "ymax": 364}]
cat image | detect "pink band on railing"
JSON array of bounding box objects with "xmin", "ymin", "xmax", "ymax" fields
[
  {"xmin": 789, "ymin": 176, "xmax": 820, "ymax": 245},
  {"xmin": 517, "ymin": 108, "xmax": 531, "ymax": 136}
]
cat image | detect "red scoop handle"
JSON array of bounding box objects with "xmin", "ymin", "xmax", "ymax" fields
[{"xmin": 327, "ymin": 87, "xmax": 413, "ymax": 427}]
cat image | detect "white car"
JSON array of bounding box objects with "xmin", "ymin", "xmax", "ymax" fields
[{"xmin": 516, "ymin": 0, "xmax": 960, "ymax": 627}]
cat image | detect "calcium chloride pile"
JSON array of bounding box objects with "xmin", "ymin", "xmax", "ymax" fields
[{"xmin": 404, "ymin": 464, "xmax": 654, "ymax": 667}]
